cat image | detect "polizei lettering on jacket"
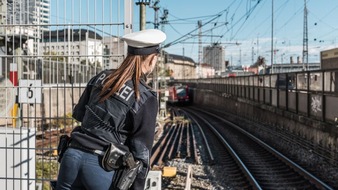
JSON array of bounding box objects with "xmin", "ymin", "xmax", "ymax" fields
[
  {"xmin": 95, "ymin": 72, "xmax": 134, "ymax": 102},
  {"xmin": 95, "ymin": 73, "xmax": 108, "ymax": 85},
  {"xmin": 116, "ymin": 84, "xmax": 134, "ymax": 101}
]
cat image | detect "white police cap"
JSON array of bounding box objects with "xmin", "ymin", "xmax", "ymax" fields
[{"xmin": 122, "ymin": 29, "xmax": 166, "ymax": 55}]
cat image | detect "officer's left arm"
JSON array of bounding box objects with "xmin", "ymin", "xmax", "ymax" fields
[
  {"xmin": 72, "ymin": 76, "xmax": 96, "ymax": 122},
  {"xmin": 127, "ymin": 95, "xmax": 158, "ymax": 190}
]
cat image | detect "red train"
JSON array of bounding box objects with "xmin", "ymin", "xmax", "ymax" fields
[{"xmin": 167, "ymin": 83, "xmax": 190, "ymax": 104}]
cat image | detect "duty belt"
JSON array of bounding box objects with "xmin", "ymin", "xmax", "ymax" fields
[{"xmin": 68, "ymin": 141, "xmax": 105, "ymax": 156}]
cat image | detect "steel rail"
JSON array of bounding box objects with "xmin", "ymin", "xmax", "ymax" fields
[
  {"xmin": 176, "ymin": 122, "xmax": 185, "ymax": 158},
  {"xmin": 186, "ymin": 122, "xmax": 191, "ymax": 158},
  {"xmin": 201, "ymin": 109, "xmax": 334, "ymax": 190},
  {"xmin": 187, "ymin": 109, "xmax": 262, "ymax": 190},
  {"xmin": 157, "ymin": 124, "xmax": 179, "ymax": 166},
  {"xmin": 167, "ymin": 123, "xmax": 181, "ymax": 159},
  {"xmin": 182, "ymin": 110, "xmax": 214, "ymax": 164},
  {"xmin": 150, "ymin": 123, "xmax": 175, "ymax": 167},
  {"xmin": 198, "ymin": 106, "xmax": 338, "ymax": 166},
  {"xmin": 189, "ymin": 122, "xmax": 200, "ymax": 164}
]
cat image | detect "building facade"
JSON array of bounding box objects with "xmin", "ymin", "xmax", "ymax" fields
[
  {"xmin": 4, "ymin": 0, "xmax": 50, "ymax": 55},
  {"xmin": 164, "ymin": 53, "xmax": 197, "ymax": 79},
  {"xmin": 197, "ymin": 63, "xmax": 215, "ymax": 78},
  {"xmin": 35, "ymin": 0, "xmax": 50, "ymax": 32},
  {"xmin": 203, "ymin": 44, "xmax": 225, "ymax": 72},
  {"xmin": 7, "ymin": 0, "xmax": 36, "ymax": 25},
  {"xmin": 41, "ymin": 29, "xmax": 103, "ymax": 66},
  {"xmin": 102, "ymin": 36, "xmax": 125, "ymax": 69},
  {"xmin": 321, "ymin": 48, "xmax": 338, "ymax": 70}
]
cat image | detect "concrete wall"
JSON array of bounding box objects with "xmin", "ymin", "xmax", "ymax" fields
[
  {"xmin": 193, "ymin": 88, "xmax": 338, "ymax": 153},
  {"xmin": 1, "ymin": 87, "xmax": 84, "ymax": 128}
]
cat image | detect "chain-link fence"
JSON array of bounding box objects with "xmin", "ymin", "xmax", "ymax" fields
[{"xmin": 0, "ymin": 1, "xmax": 130, "ymax": 189}]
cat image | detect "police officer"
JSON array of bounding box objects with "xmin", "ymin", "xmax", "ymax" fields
[{"xmin": 56, "ymin": 29, "xmax": 166, "ymax": 190}]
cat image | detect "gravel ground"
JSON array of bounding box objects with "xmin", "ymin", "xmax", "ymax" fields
[
  {"xmin": 156, "ymin": 119, "xmax": 235, "ymax": 190},
  {"xmin": 162, "ymin": 159, "xmax": 236, "ymax": 190},
  {"xmin": 155, "ymin": 112, "xmax": 338, "ymax": 189}
]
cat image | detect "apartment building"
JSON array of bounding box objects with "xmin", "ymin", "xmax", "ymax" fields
[{"xmin": 41, "ymin": 29, "xmax": 103, "ymax": 66}]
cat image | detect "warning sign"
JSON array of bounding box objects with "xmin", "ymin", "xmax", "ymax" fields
[
  {"xmin": 0, "ymin": 77, "xmax": 15, "ymax": 117},
  {"xmin": 19, "ymin": 80, "xmax": 42, "ymax": 104}
]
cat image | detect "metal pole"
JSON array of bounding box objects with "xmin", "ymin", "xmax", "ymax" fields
[
  {"xmin": 140, "ymin": 3, "xmax": 146, "ymax": 30},
  {"xmin": 239, "ymin": 48, "xmax": 242, "ymax": 65},
  {"xmin": 124, "ymin": 0, "xmax": 133, "ymax": 34},
  {"xmin": 302, "ymin": 0, "xmax": 308, "ymax": 71},
  {"xmin": 159, "ymin": 7, "xmax": 169, "ymax": 119},
  {"xmin": 0, "ymin": 1, "xmax": 6, "ymax": 78},
  {"xmin": 198, "ymin": 20, "xmax": 202, "ymax": 78},
  {"xmin": 124, "ymin": 0, "xmax": 133, "ymax": 57},
  {"xmin": 183, "ymin": 47, "xmax": 185, "ymax": 79},
  {"xmin": 152, "ymin": 1, "xmax": 160, "ymax": 29},
  {"xmin": 252, "ymin": 46, "xmax": 254, "ymax": 65},
  {"xmin": 271, "ymin": 0, "xmax": 274, "ymax": 74},
  {"xmin": 136, "ymin": 1, "xmax": 149, "ymax": 31}
]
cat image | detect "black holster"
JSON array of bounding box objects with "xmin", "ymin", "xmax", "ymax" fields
[
  {"xmin": 102, "ymin": 143, "xmax": 142, "ymax": 189},
  {"xmin": 102, "ymin": 143, "xmax": 130, "ymax": 171},
  {"xmin": 112, "ymin": 160, "xmax": 142, "ymax": 190},
  {"xmin": 57, "ymin": 135, "xmax": 71, "ymax": 163}
]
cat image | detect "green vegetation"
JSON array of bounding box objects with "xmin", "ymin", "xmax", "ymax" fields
[{"xmin": 36, "ymin": 160, "xmax": 59, "ymax": 190}]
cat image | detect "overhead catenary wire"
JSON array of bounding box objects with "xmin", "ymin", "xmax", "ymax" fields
[
  {"xmin": 167, "ymin": 13, "xmax": 221, "ymax": 23},
  {"xmin": 161, "ymin": 0, "xmax": 338, "ymax": 66},
  {"xmin": 163, "ymin": 0, "xmax": 238, "ymax": 48},
  {"xmin": 308, "ymin": 4, "xmax": 338, "ymax": 40},
  {"xmin": 227, "ymin": 0, "xmax": 261, "ymax": 41},
  {"xmin": 163, "ymin": 10, "xmax": 228, "ymax": 48},
  {"xmin": 164, "ymin": 0, "xmax": 261, "ymax": 48},
  {"xmin": 163, "ymin": 0, "xmax": 261, "ymax": 68}
]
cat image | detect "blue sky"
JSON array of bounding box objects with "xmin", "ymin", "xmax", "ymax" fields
[
  {"xmin": 139, "ymin": 0, "xmax": 338, "ymax": 66},
  {"xmin": 50, "ymin": 0, "xmax": 338, "ymax": 66}
]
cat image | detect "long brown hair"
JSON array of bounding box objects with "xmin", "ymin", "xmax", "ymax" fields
[{"xmin": 99, "ymin": 53, "xmax": 157, "ymax": 102}]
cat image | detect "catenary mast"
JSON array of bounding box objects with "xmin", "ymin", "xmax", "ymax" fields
[{"xmin": 302, "ymin": 0, "xmax": 308, "ymax": 70}]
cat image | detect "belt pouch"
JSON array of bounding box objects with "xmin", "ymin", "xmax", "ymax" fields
[
  {"xmin": 57, "ymin": 135, "xmax": 70, "ymax": 163},
  {"xmin": 102, "ymin": 143, "xmax": 130, "ymax": 171}
]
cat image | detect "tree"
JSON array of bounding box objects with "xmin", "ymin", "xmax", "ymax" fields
[{"xmin": 252, "ymin": 56, "xmax": 266, "ymax": 67}]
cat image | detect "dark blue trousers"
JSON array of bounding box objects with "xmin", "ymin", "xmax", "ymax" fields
[{"xmin": 56, "ymin": 148, "xmax": 115, "ymax": 190}]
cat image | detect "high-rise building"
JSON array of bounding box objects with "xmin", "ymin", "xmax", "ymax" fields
[
  {"xmin": 7, "ymin": 0, "xmax": 34, "ymax": 25},
  {"xmin": 35, "ymin": 0, "xmax": 50, "ymax": 32},
  {"xmin": 33, "ymin": 0, "xmax": 50, "ymax": 55},
  {"xmin": 6, "ymin": 0, "xmax": 50, "ymax": 55},
  {"xmin": 6, "ymin": 0, "xmax": 49, "ymax": 28},
  {"xmin": 203, "ymin": 44, "xmax": 225, "ymax": 73}
]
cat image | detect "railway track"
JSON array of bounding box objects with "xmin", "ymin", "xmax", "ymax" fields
[
  {"xmin": 35, "ymin": 106, "xmax": 335, "ymax": 189},
  {"xmin": 150, "ymin": 111, "xmax": 199, "ymax": 168},
  {"xmin": 203, "ymin": 106, "xmax": 338, "ymax": 167},
  {"xmin": 195, "ymin": 106, "xmax": 338, "ymax": 189},
  {"xmin": 183, "ymin": 109, "xmax": 252, "ymax": 188},
  {"xmin": 35, "ymin": 126, "xmax": 73, "ymax": 155},
  {"xmin": 184, "ymin": 107, "xmax": 333, "ymax": 189}
]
